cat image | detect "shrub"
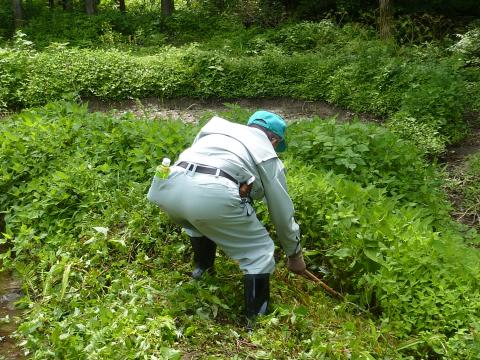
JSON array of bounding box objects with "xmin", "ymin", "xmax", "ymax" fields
[
  {"xmin": 287, "ymin": 165, "xmax": 479, "ymax": 357},
  {"xmin": 0, "ymin": 20, "xmax": 475, "ymax": 154},
  {"xmin": 287, "ymin": 118, "xmax": 448, "ymax": 210},
  {"xmin": 449, "ymin": 25, "xmax": 480, "ymax": 66},
  {"xmin": 258, "ymin": 20, "xmax": 341, "ymax": 53},
  {"xmin": 387, "ymin": 112, "xmax": 448, "ymax": 155}
]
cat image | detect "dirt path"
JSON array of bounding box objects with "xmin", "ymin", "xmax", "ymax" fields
[
  {"xmin": 86, "ymin": 97, "xmax": 383, "ymax": 124},
  {"xmin": 441, "ymin": 127, "xmax": 480, "ymax": 165},
  {"xmin": 88, "ymin": 96, "xmax": 480, "ymax": 158},
  {"xmin": 0, "ymin": 272, "xmax": 23, "ymax": 360}
]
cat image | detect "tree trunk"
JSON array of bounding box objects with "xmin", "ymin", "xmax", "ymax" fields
[
  {"xmin": 379, "ymin": 0, "xmax": 393, "ymax": 40},
  {"xmin": 49, "ymin": 0, "xmax": 54, "ymax": 8},
  {"xmin": 283, "ymin": 0, "xmax": 299, "ymax": 15},
  {"xmin": 85, "ymin": 0, "xmax": 96, "ymax": 15},
  {"xmin": 161, "ymin": 0, "xmax": 174, "ymax": 17},
  {"xmin": 63, "ymin": 0, "xmax": 72, "ymax": 11},
  {"xmin": 119, "ymin": 0, "xmax": 126, "ymax": 13},
  {"xmin": 12, "ymin": 0, "xmax": 23, "ymax": 29}
]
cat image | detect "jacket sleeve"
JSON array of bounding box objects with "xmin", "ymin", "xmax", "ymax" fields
[{"xmin": 257, "ymin": 158, "xmax": 301, "ymax": 256}]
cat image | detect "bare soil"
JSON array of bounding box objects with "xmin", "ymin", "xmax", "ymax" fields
[
  {"xmin": 86, "ymin": 97, "xmax": 383, "ymax": 124},
  {"xmin": 441, "ymin": 117, "xmax": 480, "ymax": 229},
  {"xmin": 0, "ymin": 272, "xmax": 23, "ymax": 360},
  {"xmin": 87, "ymin": 95, "xmax": 480, "ymax": 159}
]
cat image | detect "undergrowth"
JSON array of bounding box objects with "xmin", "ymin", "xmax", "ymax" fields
[
  {"xmin": 1, "ymin": 19, "xmax": 478, "ymax": 155},
  {"xmin": 1, "ymin": 102, "xmax": 479, "ymax": 359}
]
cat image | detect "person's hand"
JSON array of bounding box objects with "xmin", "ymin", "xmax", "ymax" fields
[
  {"xmin": 287, "ymin": 251, "xmax": 306, "ymax": 275},
  {"xmin": 239, "ymin": 176, "xmax": 255, "ymax": 198},
  {"xmin": 239, "ymin": 183, "xmax": 252, "ymax": 198}
]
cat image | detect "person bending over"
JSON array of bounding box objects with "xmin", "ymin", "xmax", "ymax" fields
[{"xmin": 147, "ymin": 110, "xmax": 306, "ymax": 323}]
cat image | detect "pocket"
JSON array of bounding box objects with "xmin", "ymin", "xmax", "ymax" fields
[
  {"xmin": 146, "ymin": 176, "xmax": 168, "ymax": 206},
  {"xmin": 147, "ymin": 170, "xmax": 184, "ymax": 206}
]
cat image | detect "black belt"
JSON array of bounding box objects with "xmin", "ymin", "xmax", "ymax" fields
[{"xmin": 177, "ymin": 162, "xmax": 239, "ymax": 185}]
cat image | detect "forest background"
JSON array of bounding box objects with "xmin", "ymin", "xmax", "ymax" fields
[{"xmin": 0, "ymin": 0, "xmax": 480, "ymax": 359}]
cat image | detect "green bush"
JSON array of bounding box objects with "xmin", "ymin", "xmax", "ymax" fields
[
  {"xmin": 254, "ymin": 20, "xmax": 342, "ymax": 53},
  {"xmin": 394, "ymin": 58, "xmax": 468, "ymax": 144},
  {"xmin": 372, "ymin": 227, "xmax": 479, "ymax": 336},
  {"xmin": 15, "ymin": 7, "xmax": 164, "ymax": 48},
  {"xmin": 449, "ymin": 25, "xmax": 480, "ymax": 66},
  {"xmin": 0, "ymin": 44, "xmax": 198, "ymax": 107},
  {"xmin": 287, "ymin": 165, "xmax": 479, "ymax": 357},
  {"xmin": 0, "ymin": 102, "xmax": 194, "ymax": 263},
  {"xmin": 0, "ymin": 20, "xmax": 475, "ymax": 154},
  {"xmin": 387, "ymin": 112, "xmax": 449, "ymax": 154},
  {"xmin": 287, "ymin": 118, "xmax": 448, "ymax": 210},
  {"xmin": 0, "ymin": 101, "xmax": 195, "ymax": 358}
]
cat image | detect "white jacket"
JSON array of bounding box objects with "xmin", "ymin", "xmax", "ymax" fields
[{"xmin": 177, "ymin": 116, "xmax": 301, "ymax": 256}]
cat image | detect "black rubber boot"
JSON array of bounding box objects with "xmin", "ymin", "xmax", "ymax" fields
[
  {"xmin": 189, "ymin": 236, "xmax": 216, "ymax": 279},
  {"xmin": 244, "ymin": 274, "xmax": 270, "ymax": 329}
]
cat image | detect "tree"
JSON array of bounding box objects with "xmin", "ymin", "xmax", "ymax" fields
[
  {"xmin": 379, "ymin": 0, "xmax": 393, "ymax": 40},
  {"xmin": 161, "ymin": 0, "xmax": 174, "ymax": 17},
  {"xmin": 119, "ymin": 0, "xmax": 126, "ymax": 14},
  {"xmin": 282, "ymin": 0, "xmax": 300, "ymax": 15},
  {"xmin": 63, "ymin": 0, "xmax": 73, "ymax": 11},
  {"xmin": 12, "ymin": 0, "xmax": 23, "ymax": 29},
  {"xmin": 85, "ymin": 0, "xmax": 96, "ymax": 15}
]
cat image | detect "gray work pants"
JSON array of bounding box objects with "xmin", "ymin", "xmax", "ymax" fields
[{"xmin": 147, "ymin": 167, "xmax": 275, "ymax": 274}]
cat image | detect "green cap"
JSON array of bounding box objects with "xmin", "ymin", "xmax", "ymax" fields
[{"xmin": 247, "ymin": 110, "xmax": 287, "ymax": 152}]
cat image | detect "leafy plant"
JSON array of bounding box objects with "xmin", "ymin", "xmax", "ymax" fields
[
  {"xmin": 1, "ymin": 19, "xmax": 477, "ymax": 155},
  {"xmin": 2, "ymin": 101, "xmax": 426, "ymax": 359},
  {"xmin": 287, "ymin": 118, "xmax": 448, "ymax": 211},
  {"xmin": 449, "ymin": 25, "xmax": 480, "ymax": 66},
  {"xmin": 1, "ymin": 102, "xmax": 479, "ymax": 358}
]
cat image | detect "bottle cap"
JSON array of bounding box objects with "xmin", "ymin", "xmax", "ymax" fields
[{"xmin": 162, "ymin": 157, "xmax": 171, "ymax": 166}]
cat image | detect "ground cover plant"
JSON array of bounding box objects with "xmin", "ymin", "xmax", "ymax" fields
[
  {"xmin": 1, "ymin": 17, "xmax": 478, "ymax": 155},
  {"xmin": 1, "ymin": 102, "xmax": 479, "ymax": 359}
]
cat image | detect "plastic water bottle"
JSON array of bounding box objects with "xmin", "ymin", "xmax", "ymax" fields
[{"xmin": 155, "ymin": 157, "xmax": 171, "ymax": 179}]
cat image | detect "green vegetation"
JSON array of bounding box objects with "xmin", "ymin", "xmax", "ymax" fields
[
  {"xmin": 1, "ymin": 102, "xmax": 479, "ymax": 359},
  {"xmin": 0, "ymin": 0, "xmax": 479, "ymax": 358},
  {"xmin": 1, "ymin": 19, "xmax": 477, "ymax": 155}
]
